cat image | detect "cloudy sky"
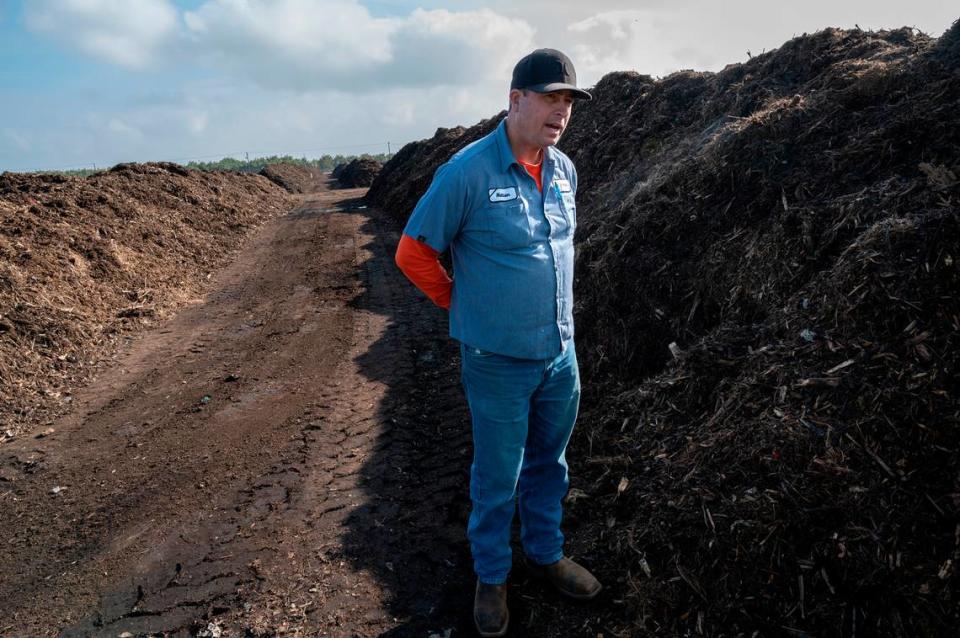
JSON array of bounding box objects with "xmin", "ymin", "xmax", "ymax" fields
[{"xmin": 0, "ymin": 0, "xmax": 955, "ymax": 172}]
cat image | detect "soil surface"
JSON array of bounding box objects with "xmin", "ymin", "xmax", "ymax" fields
[
  {"xmin": 0, "ymin": 163, "xmax": 292, "ymax": 439},
  {"xmin": 367, "ymin": 24, "xmax": 960, "ymax": 636},
  {"xmin": 0, "ymin": 186, "xmax": 611, "ymax": 637}
]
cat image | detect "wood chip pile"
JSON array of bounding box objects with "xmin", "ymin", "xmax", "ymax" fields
[
  {"xmin": 335, "ymin": 158, "xmax": 383, "ymax": 188},
  {"xmin": 366, "ymin": 23, "xmax": 960, "ymax": 635},
  {"xmin": 0, "ymin": 163, "xmax": 291, "ymax": 438},
  {"xmin": 259, "ymin": 163, "xmax": 328, "ymax": 193}
]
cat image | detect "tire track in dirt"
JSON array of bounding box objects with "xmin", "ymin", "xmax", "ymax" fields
[
  {"xmin": 0, "ymin": 188, "xmax": 478, "ymax": 637},
  {"xmin": 221, "ymin": 210, "xmax": 479, "ymax": 637},
  {"xmin": 2, "ymin": 186, "xmax": 610, "ymax": 637}
]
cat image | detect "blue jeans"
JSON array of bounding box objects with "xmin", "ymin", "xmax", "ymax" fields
[{"xmin": 459, "ymin": 341, "xmax": 581, "ymax": 584}]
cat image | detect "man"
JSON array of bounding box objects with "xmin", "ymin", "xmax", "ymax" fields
[{"xmin": 395, "ymin": 48, "xmax": 600, "ymax": 637}]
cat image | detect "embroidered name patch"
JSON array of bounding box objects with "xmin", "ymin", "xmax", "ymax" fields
[
  {"xmin": 488, "ymin": 187, "xmax": 518, "ymax": 202},
  {"xmin": 554, "ymin": 179, "xmax": 572, "ymax": 193}
]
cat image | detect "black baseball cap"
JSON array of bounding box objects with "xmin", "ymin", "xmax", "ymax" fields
[{"xmin": 511, "ymin": 48, "xmax": 592, "ymax": 100}]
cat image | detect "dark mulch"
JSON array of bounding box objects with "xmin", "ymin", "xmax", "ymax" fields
[
  {"xmin": 366, "ymin": 115, "xmax": 503, "ymax": 219},
  {"xmin": 365, "ymin": 22, "xmax": 960, "ymax": 637},
  {"xmin": 337, "ymin": 157, "xmax": 384, "ymax": 188},
  {"xmin": 259, "ymin": 162, "xmax": 328, "ymax": 193}
]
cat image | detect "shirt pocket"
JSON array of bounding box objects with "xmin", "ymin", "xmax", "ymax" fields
[
  {"xmin": 478, "ymin": 201, "xmax": 533, "ymax": 250},
  {"xmin": 557, "ymin": 193, "xmax": 577, "ymax": 235}
]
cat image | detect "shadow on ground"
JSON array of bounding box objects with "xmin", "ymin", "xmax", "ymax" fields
[{"xmin": 340, "ymin": 207, "xmax": 616, "ymax": 637}]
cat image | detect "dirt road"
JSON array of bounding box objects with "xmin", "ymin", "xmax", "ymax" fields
[
  {"xmin": 0, "ymin": 185, "xmax": 478, "ymax": 636},
  {"xmin": 1, "ymin": 186, "xmax": 613, "ymax": 637}
]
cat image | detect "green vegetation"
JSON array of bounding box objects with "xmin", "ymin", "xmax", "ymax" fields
[
  {"xmin": 35, "ymin": 168, "xmax": 103, "ymax": 177},
  {"xmin": 185, "ymin": 153, "xmax": 389, "ymax": 173},
  {"xmin": 19, "ymin": 153, "xmax": 390, "ymax": 178}
]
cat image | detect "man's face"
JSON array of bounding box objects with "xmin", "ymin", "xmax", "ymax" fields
[{"xmin": 509, "ymin": 89, "xmax": 574, "ymax": 149}]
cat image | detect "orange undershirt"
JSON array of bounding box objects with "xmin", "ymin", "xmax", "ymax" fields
[
  {"xmin": 395, "ymin": 234, "xmax": 452, "ymax": 310},
  {"xmin": 395, "ymin": 155, "xmax": 543, "ymax": 309},
  {"xmin": 519, "ymin": 156, "xmax": 543, "ymax": 192}
]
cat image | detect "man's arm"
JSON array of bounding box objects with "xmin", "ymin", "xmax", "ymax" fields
[
  {"xmin": 395, "ymin": 234, "xmax": 452, "ymax": 310},
  {"xmin": 395, "ymin": 161, "xmax": 468, "ymax": 309}
]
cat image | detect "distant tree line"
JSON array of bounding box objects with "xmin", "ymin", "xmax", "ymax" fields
[
  {"xmin": 45, "ymin": 168, "xmax": 101, "ymax": 177},
  {"xmin": 29, "ymin": 153, "xmax": 391, "ymax": 178},
  {"xmin": 185, "ymin": 153, "xmax": 390, "ymax": 173}
]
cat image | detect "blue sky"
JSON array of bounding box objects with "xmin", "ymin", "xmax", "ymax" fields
[{"xmin": 0, "ymin": 1, "xmax": 955, "ymax": 172}]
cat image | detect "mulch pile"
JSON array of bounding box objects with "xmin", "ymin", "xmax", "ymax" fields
[
  {"xmin": 367, "ymin": 23, "xmax": 960, "ymax": 636},
  {"xmin": 0, "ymin": 162, "xmax": 291, "ymax": 439},
  {"xmin": 366, "ymin": 117, "xmax": 503, "ymax": 220},
  {"xmin": 335, "ymin": 158, "xmax": 383, "ymax": 188},
  {"xmin": 259, "ymin": 163, "xmax": 328, "ymax": 193}
]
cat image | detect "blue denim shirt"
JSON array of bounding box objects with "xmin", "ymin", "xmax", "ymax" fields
[{"xmin": 402, "ymin": 118, "xmax": 578, "ymax": 360}]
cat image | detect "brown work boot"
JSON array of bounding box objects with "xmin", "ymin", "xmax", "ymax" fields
[
  {"xmin": 530, "ymin": 556, "xmax": 602, "ymax": 600},
  {"xmin": 474, "ymin": 581, "xmax": 509, "ymax": 637}
]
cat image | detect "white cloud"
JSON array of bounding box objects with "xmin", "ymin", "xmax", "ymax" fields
[
  {"xmin": 187, "ymin": 112, "xmax": 209, "ymax": 134},
  {"xmin": 25, "ymin": 0, "xmax": 179, "ymax": 70},
  {"xmin": 183, "ymin": 1, "xmax": 533, "ymax": 92},
  {"xmin": 11, "ymin": 0, "xmax": 957, "ymax": 173},
  {"xmin": 568, "ymin": 10, "xmax": 676, "ymax": 78},
  {"xmin": 106, "ymin": 118, "xmax": 144, "ymax": 140},
  {"xmin": 379, "ymin": 99, "xmax": 416, "ymax": 127},
  {"xmin": 0, "ymin": 77, "xmax": 506, "ymax": 171},
  {"xmin": 183, "ymin": 0, "xmax": 395, "ymax": 78},
  {"xmin": 24, "ymin": 0, "xmax": 532, "ymax": 93},
  {"xmin": 390, "ymin": 8, "xmax": 533, "ymax": 86},
  {"xmin": 492, "ymin": 1, "xmax": 959, "ymax": 83}
]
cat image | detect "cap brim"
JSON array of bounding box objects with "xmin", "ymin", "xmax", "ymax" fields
[{"xmin": 527, "ymin": 82, "xmax": 593, "ymax": 100}]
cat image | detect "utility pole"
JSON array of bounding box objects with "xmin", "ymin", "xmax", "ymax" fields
[
  {"xmin": 245, "ymin": 152, "xmax": 249, "ymax": 161},
  {"xmin": 387, "ymin": 142, "xmax": 391, "ymax": 158}
]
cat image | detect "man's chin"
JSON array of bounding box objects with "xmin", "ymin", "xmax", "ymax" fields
[{"xmin": 531, "ymin": 132, "xmax": 562, "ymax": 148}]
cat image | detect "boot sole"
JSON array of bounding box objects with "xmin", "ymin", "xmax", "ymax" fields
[{"xmin": 474, "ymin": 609, "xmax": 509, "ymax": 637}]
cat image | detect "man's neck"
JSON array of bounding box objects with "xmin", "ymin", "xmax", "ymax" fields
[{"xmin": 505, "ymin": 117, "xmax": 545, "ymax": 165}]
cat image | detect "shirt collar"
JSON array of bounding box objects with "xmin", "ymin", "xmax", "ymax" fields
[{"xmin": 496, "ymin": 117, "xmax": 555, "ymax": 173}]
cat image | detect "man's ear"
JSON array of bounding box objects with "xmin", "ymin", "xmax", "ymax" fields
[{"xmin": 508, "ymin": 88, "xmax": 522, "ymax": 112}]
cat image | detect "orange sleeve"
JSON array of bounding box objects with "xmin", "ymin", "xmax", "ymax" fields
[{"xmin": 395, "ymin": 233, "xmax": 452, "ymax": 310}]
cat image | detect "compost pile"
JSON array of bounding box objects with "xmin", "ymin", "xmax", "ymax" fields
[
  {"xmin": 259, "ymin": 162, "xmax": 328, "ymax": 193},
  {"xmin": 0, "ymin": 162, "xmax": 291, "ymax": 438},
  {"xmin": 366, "ymin": 115, "xmax": 503, "ymax": 219},
  {"xmin": 368, "ymin": 23, "xmax": 960, "ymax": 636},
  {"xmin": 335, "ymin": 157, "xmax": 383, "ymax": 188}
]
